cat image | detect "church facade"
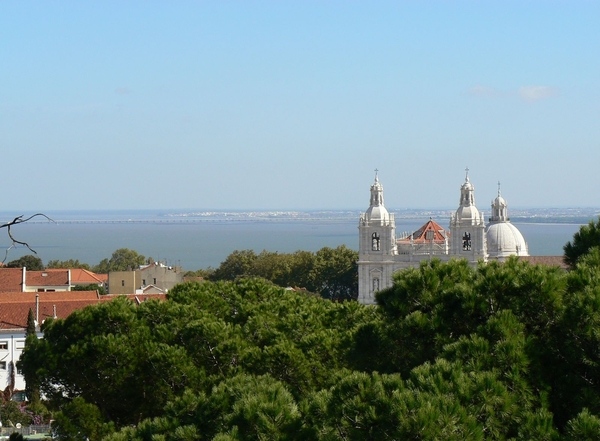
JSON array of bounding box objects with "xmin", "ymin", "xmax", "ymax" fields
[{"xmin": 357, "ymin": 171, "xmax": 529, "ymax": 304}]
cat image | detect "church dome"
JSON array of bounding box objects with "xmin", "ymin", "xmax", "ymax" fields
[
  {"xmin": 455, "ymin": 204, "xmax": 482, "ymax": 224},
  {"xmin": 366, "ymin": 204, "xmax": 390, "ymax": 222},
  {"xmin": 461, "ymin": 178, "xmax": 474, "ymax": 191},
  {"xmin": 486, "ymin": 222, "xmax": 529, "ymax": 259},
  {"xmin": 494, "ymin": 195, "xmax": 507, "ymax": 208}
]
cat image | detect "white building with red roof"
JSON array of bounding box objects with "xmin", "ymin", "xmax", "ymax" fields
[{"xmin": 358, "ymin": 170, "xmax": 528, "ymax": 304}]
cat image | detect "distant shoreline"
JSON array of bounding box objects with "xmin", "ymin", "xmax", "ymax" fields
[{"xmin": 1, "ymin": 208, "xmax": 598, "ymax": 226}]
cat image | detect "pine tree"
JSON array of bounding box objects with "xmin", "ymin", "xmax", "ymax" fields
[
  {"xmin": 26, "ymin": 308, "xmax": 36, "ymax": 337},
  {"xmin": 24, "ymin": 308, "xmax": 40, "ymax": 404}
]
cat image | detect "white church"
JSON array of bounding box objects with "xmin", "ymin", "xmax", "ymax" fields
[{"xmin": 357, "ymin": 170, "xmax": 529, "ymax": 304}]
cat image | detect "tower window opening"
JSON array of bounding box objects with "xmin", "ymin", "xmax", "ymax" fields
[
  {"xmin": 462, "ymin": 232, "xmax": 472, "ymax": 251},
  {"xmin": 372, "ymin": 232, "xmax": 381, "ymax": 251}
]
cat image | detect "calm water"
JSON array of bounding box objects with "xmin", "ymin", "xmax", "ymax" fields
[{"xmin": 0, "ymin": 210, "xmax": 584, "ymax": 271}]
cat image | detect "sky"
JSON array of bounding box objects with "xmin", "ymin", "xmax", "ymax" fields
[{"xmin": 1, "ymin": 1, "xmax": 599, "ymax": 211}]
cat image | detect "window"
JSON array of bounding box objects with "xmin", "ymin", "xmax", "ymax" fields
[
  {"xmin": 0, "ymin": 362, "xmax": 6, "ymax": 370},
  {"xmin": 142, "ymin": 279, "xmax": 146, "ymax": 286},
  {"xmin": 15, "ymin": 340, "xmax": 25, "ymax": 350},
  {"xmin": 371, "ymin": 232, "xmax": 381, "ymax": 251},
  {"xmin": 122, "ymin": 280, "xmax": 125, "ymax": 287},
  {"xmin": 462, "ymin": 232, "xmax": 472, "ymax": 251},
  {"xmin": 0, "ymin": 341, "xmax": 7, "ymax": 350},
  {"xmin": 153, "ymin": 278, "xmax": 156, "ymax": 285}
]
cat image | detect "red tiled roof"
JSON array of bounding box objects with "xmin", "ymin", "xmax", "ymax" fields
[
  {"xmin": 70, "ymin": 269, "xmax": 106, "ymax": 285},
  {"xmin": 0, "ymin": 291, "xmax": 166, "ymax": 330},
  {"xmin": 399, "ymin": 219, "xmax": 449, "ymax": 244},
  {"xmin": 0, "ymin": 268, "xmax": 24, "ymax": 292},
  {"xmin": 26, "ymin": 269, "xmax": 70, "ymax": 287},
  {"xmin": 0, "ymin": 291, "xmax": 100, "ymax": 330}
]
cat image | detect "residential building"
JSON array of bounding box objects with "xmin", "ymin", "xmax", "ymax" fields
[
  {"xmin": 0, "ymin": 291, "xmax": 165, "ymax": 394},
  {"xmin": 108, "ymin": 261, "xmax": 184, "ymax": 294}
]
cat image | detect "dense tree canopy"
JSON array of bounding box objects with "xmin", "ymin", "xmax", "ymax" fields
[
  {"xmin": 4, "ymin": 254, "xmax": 44, "ymax": 270},
  {"xmin": 92, "ymin": 248, "xmax": 146, "ymax": 273},
  {"xmin": 18, "ymin": 247, "xmax": 600, "ymax": 439},
  {"xmin": 210, "ymin": 246, "xmax": 358, "ymax": 300},
  {"xmin": 46, "ymin": 259, "xmax": 91, "ymax": 270},
  {"xmin": 564, "ymin": 216, "xmax": 600, "ymax": 269}
]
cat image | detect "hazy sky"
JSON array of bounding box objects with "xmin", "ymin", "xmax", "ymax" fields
[{"xmin": 2, "ymin": 1, "xmax": 599, "ymax": 211}]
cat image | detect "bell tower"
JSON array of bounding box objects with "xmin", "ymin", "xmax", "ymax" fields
[
  {"xmin": 358, "ymin": 171, "xmax": 397, "ymax": 304},
  {"xmin": 449, "ymin": 168, "xmax": 487, "ymax": 262}
]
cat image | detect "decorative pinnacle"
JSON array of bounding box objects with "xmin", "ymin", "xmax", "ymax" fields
[
  {"xmin": 498, "ymin": 180, "xmax": 501, "ymax": 196},
  {"xmin": 374, "ymin": 168, "xmax": 379, "ymax": 182},
  {"xmin": 465, "ymin": 166, "xmax": 470, "ymax": 182}
]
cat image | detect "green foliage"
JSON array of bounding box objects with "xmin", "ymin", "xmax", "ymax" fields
[
  {"xmin": 211, "ymin": 250, "xmax": 259, "ymax": 281},
  {"xmin": 564, "ymin": 216, "xmax": 600, "ymax": 269},
  {"xmin": 72, "ymin": 283, "xmax": 106, "ymax": 294},
  {"xmin": 46, "ymin": 259, "xmax": 91, "ymax": 270},
  {"xmin": 5, "ymin": 254, "xmax": 44, "ymax": 270},
  {"xmin": 51, "ymin": 397, "xmax": 114, "ymax": 441},
  {"xmin": 92, "ymin": 248, "xmax": 146, "ymax": 273},
  {"xmin": 19, "ymin": 257, "xmax": 600, "ymax": 439},
  {"xmin": 26, "ymin": 308, "xmax": 36, "ymax": 337},
  {"xmin": 565, "ymin": 409, "xmax": 600, "ymax": 441},
  {"xmin": 0, "ymin": 401, "xmax": 31, "ymax": 426},
  {"xmin": 210, "ymin": 246, "xmax": 358, "ymax": 300},
  {"xmin": 183, "ymin": 267, "xmax": 214, "ymax": 279},
  {"xmin": 312, "ymin": 245, "xmax": 358, "ymax": 301},
  {"xmin": 22, "ymin": 308, "xmax": 41, "ymax": 405}
]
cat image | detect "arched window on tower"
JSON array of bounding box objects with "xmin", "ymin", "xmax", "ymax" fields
[
  {"xmin": 462, "ymin": 232, "xmax": 472, "ymax": 251},
  {"xmin": 372, "ymin": 232, "xmax": 381, "ymax": 251}
]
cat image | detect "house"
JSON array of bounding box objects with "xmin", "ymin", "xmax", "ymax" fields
[
  {"xmin": 70, "ymin": 268, "xmax": 108, "ymax": 290},
  {"xmin": 108, "ymin": 261, "xmax": 184, "ymax": 294},
  {"xmin": 0, "ymin": 268, "xmax": 70, "ymax": 292},
  {"xmin": 0, "ymin": 268, "xmax": 107, "ymax": 292}
]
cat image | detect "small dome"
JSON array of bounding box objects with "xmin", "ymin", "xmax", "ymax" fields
[
  {"xmin": 455, "ymin": 205, "xmax": 482, "ymax": 225},
  {"xmin": 366, "ymin": 204, "xmax": 390, "ymax": 223},
  {"xmin": 494, "ymin": 195, "xmax": 507, "ymax": 207},
  {"xmin": 486, "ymin": 222, "xmax": 529, "ymax": 259},
  {"xmin": 461, "ymin": 178, "xmax": 474, "ymax": 191}
]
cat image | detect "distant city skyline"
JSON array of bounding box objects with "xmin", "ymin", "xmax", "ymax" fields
[{"xmin": 2, "ymin": 1, "xmax": 599, "ymax": 211}]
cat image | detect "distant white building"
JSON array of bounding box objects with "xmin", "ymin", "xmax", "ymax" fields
[{"xmin": 358, "ymin": 170, "xmax": 528, "ymax": 304}]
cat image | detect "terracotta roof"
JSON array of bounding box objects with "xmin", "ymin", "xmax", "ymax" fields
[
  {"xmin": 0, "ymin": 291, "xmax": 166, "ymax": 330},
  {"xmin": 70, "ymin": 269, "xmax": 107, "ymax": 285},
  {"xmin": 0, "ymin": 268, "xmax": 24, "ymax": 292},
  {"xmin": 518, "ymin": 256, "xmax": 568, "ymax": 270},
  {"xmin": 399, "ymin": 219, "xmax": 448, "ymax": 244},
  {"xmin": 26, "ymin": 269, "xmax": 70, "ymax": 287},
  {"xmin": 0, "ymin": 291, "xmax": 100, "ymax": 330}
]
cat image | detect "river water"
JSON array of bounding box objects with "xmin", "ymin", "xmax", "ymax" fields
[{"xmin": 0, "ymin": 210, "xmax": 587, "ymax": 271}]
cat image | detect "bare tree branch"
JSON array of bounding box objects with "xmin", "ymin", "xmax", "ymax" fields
[{"xmin": 1, "ymin": 213, "xmax": 55, "ymax": 263}]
